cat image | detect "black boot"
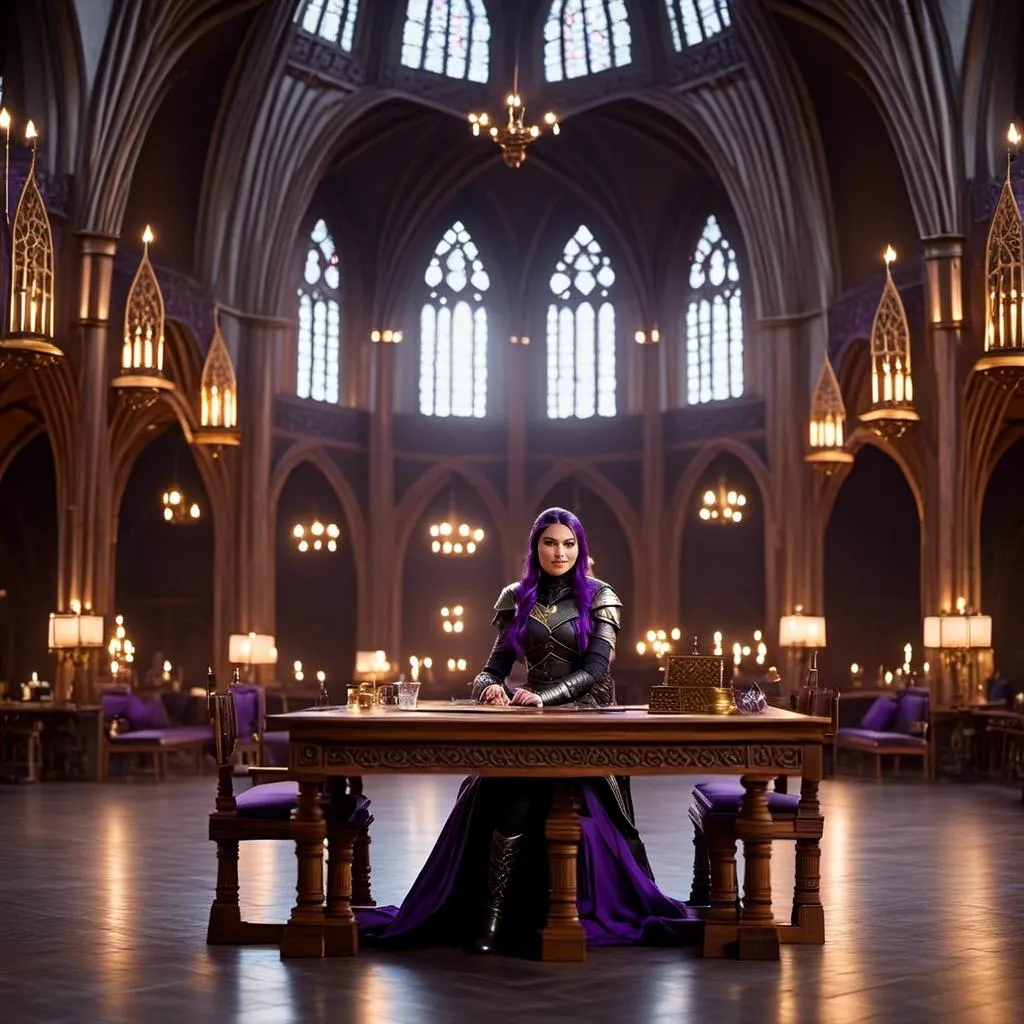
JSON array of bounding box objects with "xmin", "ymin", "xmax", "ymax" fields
[{"xmin": 471, "ymin": 830, "xmax": 523, "ymax": 954}]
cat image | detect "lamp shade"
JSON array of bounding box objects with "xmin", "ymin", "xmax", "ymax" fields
[
  {"xmin": 923, "ymin": 614, "xmax": 992, "ymax": 650},
  {"xmin": 228, "ymin": 632, "xmax": 278, "ymax": 665},
  {"xmin": 48, "ymin": 612, "xmax": 105, "ymax": 650},
  {"xmin": 778, "ymin": 613, "xmax": 827, "ymax": 648},
  {"xmin": 355, "ymin": 650, "xmax": 390, "ymax": 675}
]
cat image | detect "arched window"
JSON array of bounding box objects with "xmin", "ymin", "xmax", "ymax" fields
[
  {"xmin": 543, "ymin": 0, "xmax": 632, "ymax": 82},
  {"xmin": 547, "ymin": 225, "xmax": 616, "ymax": 419},
  {"xmin": 419, "ymin": 221, "xmax": 490, "ymax": 418},
  {"xmin": 296, "ymin": 0, "xmax": 361, "ymax": 51},
  {"xmin": 401, "ymin": 0, "xmax": 490, "ymax": 83},
  {"xmin": 296, "ymin": 219, "xmax": 340, "ymax": 404},
  {"xmin": 664, "ymin": 0, "xmax": 731, "ymax": 51},
  {"xmin": 685, "ymin": 215, "xmax": 743, "ymax": 404}
]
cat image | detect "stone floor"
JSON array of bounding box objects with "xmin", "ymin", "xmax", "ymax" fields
[{"xmin": 1, "ymin": 773, "xmax": 1022, "ymax": 1024}]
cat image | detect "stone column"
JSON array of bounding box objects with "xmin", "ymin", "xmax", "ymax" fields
[
  {"xmin": 640, "ymin": 341, "xmax": 664, "ymax": 631},
  {"xmin": 505, "ymin": 340, "xmax": 528, "ymax": 578},
  {"xmin": 368, "ymin": 341, "xmax": 396, "ymax": 655}
]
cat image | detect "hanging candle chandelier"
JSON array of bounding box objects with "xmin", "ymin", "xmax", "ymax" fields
[
  {"xmin": 162, "ymin": 484, "xmax": 201, "ymax": 524},
  {"xmin": 805, "ymin": 353, "xmax": 853, "ymax": 474},
  {"xmin": 0, "ymin": 118, "xmax": 62, "ymax": 368},
  {"xmin": 429, "ymin": 508, "xmax": 485, "ymax": 556},
  {"xmin": 193, "ymin": 309, "xmax": 240, "ymax": 449},
  {"xmin": 975, "ymin": 123, "xmax": 1024, "ymax": 388},
  {"xmin": 859, "ymin": 246, "xmax": 918, "ymax": 439},
  {"xmin": 698, "ymin": 478, "xmax": 747, "ymax": 524},
  {"xmin": 468, "ymin": 88, "xmax": 559, "ymax": 169},
  {"xmin": 292, "ymin": 519, "xmax": 340, "ymax": 553},
  {"xmin": 111, "ymin": 225, "xmax": 174, "ymax": 408}
]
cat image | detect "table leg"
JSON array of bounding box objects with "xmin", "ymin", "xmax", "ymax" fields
[
  {"xmin": 541, "ymin": 781, "xmax": 586, "ymax": 962},
  {"xmin": 324, "ymin": 781, "xmax": 359, "ymax": 957},
  {"xmin": 791, "ymin": 777, "xmax": 825, "ymax": 942},
  {"xmin": 735, "ymin": 775, "xmax": 780, "ymax": 960},
  {"xmin": 281, "ymin": 779, "xmax": 327, "ymax": 959}
]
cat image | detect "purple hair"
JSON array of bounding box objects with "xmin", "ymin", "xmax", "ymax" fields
[{"xmin": 509, "ymin": 507, "xmax": 598, "ymax": 659}]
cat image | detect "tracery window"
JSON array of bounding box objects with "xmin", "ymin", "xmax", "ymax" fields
[
  {"xmin": 296, "ymin": 219, "xmax": 340, "ymax": 404},
  {"xmin": 546, "ymin": 225, "xmax": 616, "ymax": 419},
  {"xmin": 401, "ymin": 0, "xmax": 490, "ymax": 83},
  {"xmin": 543, "ymin": 0, "xmax": 632, "ymax": 82},
  {"xmin": 419, "ymin": 221, "xmax": 490, "ymax": 418},
  {"xmin": 296, "ymin": 0, "xmax": 361, "ymax": 51},
  {"xmin": 664, "ymin": 0, "xmax": 731, "ymax": 51},
  {"xmin": 685, "ymin": 215, "xmax": 743, "ymax": 404}
]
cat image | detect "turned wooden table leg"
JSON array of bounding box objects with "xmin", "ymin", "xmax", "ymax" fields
[
  {"xmin": 352, "ymin": 829, "xmax": 375, "ymax": 907},
  {"xmin": 701, "ymin": 828, "xmax": 741, "ymax": 958},
  {"xmin": 541, "ymin": 780, "xmax": 586, "ymax": 962},
  {"xmin": 281, "ymin": 779, "xmax": 327, "ymax": 959},
  {"xmin": 734, "ymin": 774, "xmax": 780, "ymax": 960},
  {"xmin": 323, "ymin": 780, "xmax": 359, "ymax": 957},
  {"xmin": 792, "ymin": 776, "xmax": 825, "ymax": 942},
  {"xmin": 206, "ymin": 839, "xmax": 241, "ymax": 943}
]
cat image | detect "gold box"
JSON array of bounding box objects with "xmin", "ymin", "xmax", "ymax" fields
[{"xmin": 648, "ymin": 655, "xmax": 737, "ymax": 715}]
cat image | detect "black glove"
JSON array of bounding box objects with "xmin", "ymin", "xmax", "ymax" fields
[
  {"xmin": 471, "ymin": 671, "xmax": 506, "ymax": 702},
  {"xmin": 531, "ymin": 669, "xmax": 595, "ymax": 707}
]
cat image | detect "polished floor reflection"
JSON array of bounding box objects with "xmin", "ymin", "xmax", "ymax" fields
[{"xmin": 1, "ymin": 774, "xmax": 1023, "ymax": 1024}]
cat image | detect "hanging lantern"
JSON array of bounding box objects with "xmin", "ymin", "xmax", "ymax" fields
[
  {"xmin": 805, "ymin": 353, "xmax": 853, "ymax": 473},
  {"xmin": 859, "ymin": 246, "xmax": 919, "ymax": 439},
  {"xmin": 111, "ymin": 225, "xmax": 174, "ymax": 407},
  {"xmin": 192, "ymin": 310, "xmax": 240, "ymax": 449},
  {"xmin": 0, "ymin": 120, "xmax": 62, "ymax": 368},
  {"xmin": 975, "ymin": 124, "xmax": 1024, "ymax": 389}
]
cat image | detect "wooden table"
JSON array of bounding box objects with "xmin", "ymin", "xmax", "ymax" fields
[
  {"xmin": 267, "ymin": 702, "xmax": 829, "ymax": 962},
  {"xmin": 0, "ymin": 702, "xmax": 105, "ymax": 781}
]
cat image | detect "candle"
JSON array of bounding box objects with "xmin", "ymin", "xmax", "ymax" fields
[
  {"xmin": 871, "ymin": 369, "xmax": 879, "ymax": 405},
  {"xmin": 133, "ymin": 325, "xmax": 142, "ymax": 368},
  {"xmin": 144, "ymin": 326, "xmax": 153, "ymax": 368},
  {"xmin": 201, "ymin": 388, "xmax": 208, "ymax": 425}
]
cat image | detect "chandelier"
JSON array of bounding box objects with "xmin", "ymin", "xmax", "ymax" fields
[
  {"xmin": 429, "ymin": 502, "xmax": 485, "ymax": 555},
  {"xmin": 162, "ymin": 485, "xmax": 200, "ymax": 523},
  {"xmin": 441, "ymin": 605, "xmax": 464, "ymax": 634},
  {"xmin": 193, "ymin": 310, "xmax": 240, "ymax": 450},
  {"xmin": 806, "ymin": 353, "xmax": 853, "ymax": 474},
  {"xmin": 108, "ymin": 614, "xmax": 136, "ymax": 680},
  {"xmin": 636, "ymin": 627, "xmax": 682, "ymax": 658},
  {"xmin": 699, "ymin": 479, "xmax": 747, "ymax": 523},
  {"xmin": 292, "ymin": 519, "xmax": 340, "ymax": 552},
  {"xmin": 446, "ymin": 657, "xmax": 468, "ymax": 672},
  {"xmin": 469, "ymin": 91, "xmax": 559, "ymax": 169}
]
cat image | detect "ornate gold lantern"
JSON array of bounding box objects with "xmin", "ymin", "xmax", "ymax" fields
[
  {"xmin": 805, "ymin": 353, "xmax": 853, "ymax": 473},
  {"xmin": 192, "ymin": 311, "xmax": 240, "ymax": 448},
  {"xmin": 976, "ymin": 124, "xmax": 1024, "ymax": 388},
  {"xmin": 0, "ymin": 120, "xmax": 62, "ymax": 367},
  {"xmin": 111, "ymin": 225, "xmax": 174, "ymax": 407},
  {"xmin": 859, "ymin": 246, "xmax": 918, "ymax": 439}
]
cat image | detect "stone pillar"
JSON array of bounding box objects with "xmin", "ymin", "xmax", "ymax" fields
[
  {"xmin": 640, "ymin": 341, "xmax": 664, "ymax": 631},
  {"xmin": 368, "ymin": 341, "xmax": 396, "ymax": 654},
  {"xmin": 505, "ymin": 340, "xmax": 528, "ymax": 578}
]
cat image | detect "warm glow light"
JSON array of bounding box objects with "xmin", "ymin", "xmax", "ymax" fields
[
  {"xmin": 1009, "ymin": 123, "xmax": 1021, "ymax": 148},
  {"xmin": 0, "ymin": 108, "xmax": 9, "ymax": 131},
  {"xmin": 469, "ymin": 90, "xmax": 559, "ymax": 168},
  {"xmin": 883, "ymin": 244, "xmax": 897, "ymax": 266},
  {"xmin": 698, "ymin": 479, "xmax": 747, "ymax": 525},
  {"xmin": 142, "ymin": 225, "xmax": 154, "ymax": 245},
  {"xmin": 429, "ymin": 511, "xmax": 485, "ymax": 556},
  {"xmin": 162, "ymin": 484, "xmax": 200, "ymax": 525},
  {"xmin": 292, "ymin": 518, "xmax": 339, "ymax": 553},
  {"xmin": 24, "ymin": 120, "xmax": 37, "ymax": 141}
]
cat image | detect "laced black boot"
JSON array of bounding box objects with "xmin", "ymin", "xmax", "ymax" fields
[{"xmin": 471, "ymin": 830, "xmax": 523, "ymax": 954}]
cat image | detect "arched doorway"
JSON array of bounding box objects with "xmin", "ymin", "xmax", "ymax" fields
[
  {"xmin": 823, "ymin": 445, "xmax": 921, "ymax": 686},
  {"xmin": 275, "ymin": 461, "xmax": 356, "ymax": 701}
]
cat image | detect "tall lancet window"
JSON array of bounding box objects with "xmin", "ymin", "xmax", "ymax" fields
[
  {"xmin": 546, "ymin": 225, "xmax": 617, "ymax": 419},
  {"xmin": 686, "ymin": 214, "xmax": 743, "ymax": 404},
  {"xmin": 543, "ymin": 0, "xmax": 632, "ymax": 82},
  {"xmin": 664, "ymin": 0, "xmax": 731, "ymax": 51},
  {"xmin": 296, "ymin": 219, "xmax": 340, "ymax": 404},
  {"xmin": 296, "ymin": 0, "xmax": 361, "ymax": 50},
  {"xmin": 419, "ymin": 221, "xmax": 490, "ymax": 418},
  {"xmin": 401, "ymin": 0, "xmax": 490, "ymax": 83}
]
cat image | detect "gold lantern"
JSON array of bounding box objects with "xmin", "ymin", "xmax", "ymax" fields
[
  {"xmin": 975, "ymin": 124, "xmax": 1024, "ymax": 388},
  {"xmin": 0, "ymin": 120, "xmax": 62, "ymax": 367},
  {"xmin": 859, "ymin": 246, "xmax": 918, "ymax": 439},
  {"xmin": 192, "ymin": 310, "xmax": 240, "ymax": 448},
  {"xmin": 111, "ymin": 225, "xmax": 174, "ymax": 407},
  {"xmin": 805, "ymin": 353, "xmax": 853, "ymax": 472}
]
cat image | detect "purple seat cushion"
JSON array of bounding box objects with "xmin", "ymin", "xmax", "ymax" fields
[
  {"xmin": 836, "ymin": 726, "xmax": 927, "ymax": 748},
  {"xmin": 892, "ymin": 690, "xmax": 930, "ymax": 735},
  {"xmin": 109, "ymin": 725, "xmax": 212, "ymax": 744},
  {"xmin": 859, "ymin": 695, "xmax": 899, "ymax": 731},
  {"xmin": 232, "ymin": 686, "xmax": 263, "ymax": 739},
  {"xmin": 263, "ymin": 730, "xmax": 290, "ymax": 767},
  {"xmin": 693, "ymin": 781, "xmax": 800, "ymax": 817},
  {"xmin": 236, "ymin": 780, "xmax": 299, "ymax": 819}
]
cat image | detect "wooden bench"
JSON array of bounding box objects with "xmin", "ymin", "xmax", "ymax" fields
[{"xmin": 104, "ymin": 726, "xmax": 211, "ymax": 781}]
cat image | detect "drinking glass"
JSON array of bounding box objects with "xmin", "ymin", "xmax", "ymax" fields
[{"xmin": 398, "ymin": 681, "xmax": 421, "ymax": 708}]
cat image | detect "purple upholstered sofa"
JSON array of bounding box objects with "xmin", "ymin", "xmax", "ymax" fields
[{"xmin": 834, "ymin": 687, "xmax": 931, "ymax": 780}]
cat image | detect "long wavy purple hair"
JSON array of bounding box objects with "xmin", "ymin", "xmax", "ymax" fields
[{"xmin": 509, "ymin": 507, "xmax": 598, "ymax": 658}]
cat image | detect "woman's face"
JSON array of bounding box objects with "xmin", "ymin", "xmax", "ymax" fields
[{"xmin": 537, "ymin": 523, "xmax": 578, "ymax": 576}]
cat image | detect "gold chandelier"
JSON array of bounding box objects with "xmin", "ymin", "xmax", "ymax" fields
[
  {"xmin": 108, "ymin": 614, "xmax": 136, "ymax": 681},
  {"xmin": 806, "ymin": 353, "xmax": 853, "ymax": 474},
  {"xmin": 162, "ymin": 485, "xmax": 200, "ymax": 524},
  {"xmin": 699, "ymin": 479, "xmax": 747, "ymax": 523},
  {"xmin": 469, "ymin": 91, "xmax": 559, "ymax": 169},
  {"xmin": 441, "ymin": 605, "xmax": 465, "ymax": 634},
  {"xmin": 429, "ymin": 501, "xmax": 485, "ymax": 555},
  {"xmin": 292, "ymin": 519, "xmax": 340, "ymax": 553},
  {"xmin": 859, "ymin": 246, "xmax": 918, "ymax": 438},
  {"xmin": 193, "ymin": 310, "xmax": 240, "ymax": 449},
  {"xmin": 0, "ymin": 118, "xmax": 62, "ymax": 368},
  {"xmin": 636, "ymin": 627, "xmax": 681, "ymax": 658}
]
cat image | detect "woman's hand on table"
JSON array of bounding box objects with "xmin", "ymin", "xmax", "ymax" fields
[
  {"xmin": 510, "ymin": 688, "xmax": 543, "ymax": 707},
  {"xmin": 478, "ymin": 684, "xmax": 510, "ymax": 706}
]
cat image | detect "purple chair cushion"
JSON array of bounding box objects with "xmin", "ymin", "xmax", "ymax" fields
[
  {"xmin": 892, "ymin": 690, "xmax": 930, "ymax": 734},
  {"xmin": 835, "ymin": 726, "xmax": 927, "ymax": 748},
  {"xmin": 102, "ymin": 692, "xmax": 132, "ymax": 723},
  {"xmin": 236, "ymin": 780, "xmax": 299, "ymax": 819},
  {"xmin": 859, "ymin": 695, "xmax": 899, "ymax": 731},
  {"xmin": 263, "ymin": 730, "xmax": 290, "ymax": 767},
  {"xmin": 692, "ymin": 781, "xmax": 800, "ymax": 817},
  {"xmin": 129, "ymin": 695, "xmax": 170, "ymax": 731},
  {"xmin": 231, "ymin": 686, "xmax": 263, "ymax": 739}
]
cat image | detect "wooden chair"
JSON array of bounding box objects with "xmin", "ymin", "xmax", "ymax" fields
[{"xmin": 205, "ymin": 671, "xmax": 374, "ymax": 945}]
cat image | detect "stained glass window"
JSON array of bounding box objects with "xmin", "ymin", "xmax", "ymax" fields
[
  {"xmin": 547, "ymin": 225, "xmax": 616, "ymax": 418},
  {"xmin": 296, "ymin": 219, "xmax": 341, "ymax": 404},
  {"xmin": 296, "ymin": 0, "xmax": 361, "ymax": 51},
  {"xmin": 686, "ymin": 215, "xmax": 743, "ymax": 404},
  {"xmin": 420, "ymin": 221, "xmax": 490, "ymax": 418},
  {"xmin": 544, "ymin": 0, "xmax": 632, "ymax": 82},
  {"xmin": 664, "ymin": 0, "xmax": 731, "ymax": 51},
  {"xmin": 401, "ymin": 0, "xmax": 490, "ymax": 83}
]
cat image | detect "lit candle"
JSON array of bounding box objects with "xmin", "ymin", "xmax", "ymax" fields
[
  {"xmin": 133, "ymin": 325, "xmax": 142, "ymax": 368},
  {"xmin": 201, "ymin": 387, "xmax": 209, "ymax": 426},
  {"xmin": 882, "ymin": 362, "xmax": 893, "ymax": 403},
  {"xmin": 871, "ymin": 369, "xmax": 879, "ymax": 405},
  {"xmin": 144, "ymin": 325, "xmax": 153, "ymax": 368},
  {"xmin": 122, "ymin": 332, "xmax": 131, "ymax": 367}
]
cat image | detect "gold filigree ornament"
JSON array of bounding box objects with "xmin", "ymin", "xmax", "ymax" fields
[
  {"xmin": 805, "ymin": 353, "xmax": 853, "ymax": 474},
  {"xmin": 859, "ymin": 246, "xmax": 919, "ymax": 440},
  {"xmin": 111, "ymin": 225, "xmax": 175, "ymax": 409},
  {"xmin": 0, "ymin": 120, "xmax": 63, "ymax": 369},
  {"xmin": 192, "ymin": 308, "xmax": 240, "ymax": 451}
]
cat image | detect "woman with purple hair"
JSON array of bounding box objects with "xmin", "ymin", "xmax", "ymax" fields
[{"xmin": 359, "ymin": 508, "xmax": 693, "ymax": 955}]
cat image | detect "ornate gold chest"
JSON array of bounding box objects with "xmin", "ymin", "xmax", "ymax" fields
[{"xmin": 648, "ymin": 655, "xmax": 737, "ymax": 715}]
